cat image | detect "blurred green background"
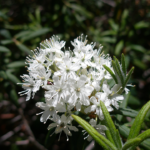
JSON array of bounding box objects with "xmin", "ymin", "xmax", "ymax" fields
[{"xmin": 0, "ymin": 0, "xmax": 150, "ymax": 150}]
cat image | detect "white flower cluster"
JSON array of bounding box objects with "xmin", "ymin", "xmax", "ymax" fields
[{"xmin": 18, "ymin": 35, "xmax": 124, "ymax": 141}]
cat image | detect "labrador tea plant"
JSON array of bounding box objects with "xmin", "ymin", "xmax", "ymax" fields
[{"xmin": 18, "ymin": 35, "xmax": 150, "ymax": 150}]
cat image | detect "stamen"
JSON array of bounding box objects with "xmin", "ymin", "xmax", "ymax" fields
[
  {"xmin": 83, "ymin": 131, "xmax": 88, "ymax": 135},
  {"xmin": 58, "ymin": 131, "xmax": 62, "ymax": 141},
  {"xmin": 50, "ymin": 131, "xmax": 55, "ymax": 136},
  {"xmin": 36, "ymin": 112, "xmax": 43, "ymax": 115},
  {"xmin": 84, "ymin": 135, "xmax": 89, "ymax": 140},
  {"xmin": 65, "ymin": 134, "xmax": 69, "ymax": 141}
]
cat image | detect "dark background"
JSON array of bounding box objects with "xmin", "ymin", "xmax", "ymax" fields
[{"xmin": 0, "ymin": 0, "xmax": 150, "ymax": 150}]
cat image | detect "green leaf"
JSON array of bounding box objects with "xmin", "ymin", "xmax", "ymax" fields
[
  {"xmin": 115, "ymin": 41, "xmax": 124, "ymax": 55},
  {"xmin": 123, "ymin": 67, "xmax": 134, "ymax": 88},
  {"xmin": 108, "ymin": 19, "xmax": 119, "ymax": 31},
  {"xmin": 35, "ymin": 8, "xmax": 41, "ymax": 23},
  {"xmin": 129, "ymin": 129, "xmax": 150, "ymax": 150},
  {"xmin": 69, "ymin": 4, "xmax": 93, "ymax": 18},
  {"xmin": 10, "ymin": 89, "xmax": 19, "ymax": 107},
  {"xmin": 0, "ymin": 11, "xmax": 8, "ymax": 19},
  {"xmin": 133, "ymin": 59, "xmax": 147, "ymax": 70},
  {"xmin": 101, "ymin": 30, "xmax": 117, "ymax": 36},
  {"xmin": 140, "ymin": 138, "xmax": 150, "ymax": 150},
  {"xmin": 122, "ymin": 9, "xmax": 129, "ymax": 20},
  {"xmin": 112, "ymin": 60, "xmax": 124, "ymax": 86},
  {"xmin": 100, "ymin": 101, "xmax": 122, "ymax": 149},
  {"xmin": 121, "ymin": 53, "xmax": 126, "ymax": 75},
  {"xmin": 0, "ymin": 46, "xmax": 10, "ymax": 52},
  {"xmin": 134, "ymin": 21, "xmax": 149, "ymax": 29},
  {"xmin": 128, "ymin": 95, "xmax": 141, "ymax": 106},
  {"xmin": 116, "ymin": 92, "xmax": 130, "ymax": 122},
  {"xmin": 118, "ymin": 125, "xmax": 129, "ymax": 138},
  {"xmin": 128, "ymin": 101, "xmax": 150, "ymax": 140},
  {"xmin": 114, "ymin": 107, "xmax": 149, "ymax": 121},
  {"xmin": 118, "ymin": 124, "xmax": 150, "ymax": 150},
  {"xmin": 122, "ymin": 138, "xmax": 141, "ymax": 150},
  {"xmin": 114, "ymin": 56, "xmax": 125, "ymax": 83},
  {"xmin": 102, "ymin": 120, "xmax": 115, "ymax": 145},
  {"xmin": 128, "ymin": 45, "xmax": 146, "ymax": 53},
  {"xmin": 72, "ymin": 114, "xmax": 117, "ymax": 150},
  {"xmin": 7, "ymin": 61, "xmax": 25, "ymax": 68},
  {"xmin": 15, "ymin": 41, "xmax": 31, "ymax": 55},
  {"xmin": 0, "ymin": 29, "xmax": 12, "ymax": 39},
  {"xmin": 14, "ymin": 30, "xmax": 31, "ymax": 39},
  {"xmin": 99, "ymin": 37, "xmax": 116, "ymax": 43},
  {"xmin": 103, "ymin": 65, "xmax": 118, "ymax": 84},
  {"xmin": 1, "ymin": 39, "xmax": 13, "ymax": 45},
  {"xmin": 44, "ymin": 128, "xmax": 56, "ymax": 147},
  {"xmin": 6, "ymin": 71, "xmax": 21, "ymax": 83},
  {"xmin": 115, "ymin": 107, "xmax": 138, "ymax": 118},
  {"xmin": 20, "ymin": 28, "xmax": 50, "ymax": 42},
  {"xmin": 0, "ymin": 71, "xmax": 7, "ymax": 79}
]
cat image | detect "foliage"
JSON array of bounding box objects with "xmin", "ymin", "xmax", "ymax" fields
[{"xmin": 0, "ymin": 0, "xmax": 150, "ymax": 150}]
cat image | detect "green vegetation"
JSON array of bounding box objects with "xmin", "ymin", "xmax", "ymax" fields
[{"xmin": 0, "ymin": 0, "xmax": 150, "ymax": 150}]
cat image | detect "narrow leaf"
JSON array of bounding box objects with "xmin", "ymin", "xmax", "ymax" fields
[
  {"xmin": 14, "ymin": 30, "xmax": 31, "ymax": 39},
  {"xmin": 7, "ymin": 61, "xmax": 25, "ymax": 68},
  {"xmin": 140, "ymin": 138, "xmax": 150, "ymax": 150},
  {"xmin": 128, "ymin": 101, "xmax": 150, "ymax": 140},
  {"xmin": 21, "ymin": 28, "xmax": 50, "ymax": 42},
  {"xmin": 10, "ymin": 89, "xmax": 19, "ymax": 107},
  {"xmin": 117, "ymin": 92, "xmax": 130, "ymax": 122},
  {"xmin": 123, "ymin": 67, "xmax": 134, "ymax": 88},
  {"xmin": 115, "ymin": 40, "xmax": 124, "ymax": 55},
  {"xmin": 102, "ymin": 120, "xmax": 115, "ymax": 145},
  {"xmin": 15, "ymin": 41, "xmax": 31, "ymax": 55},
  {"xmin": 113, "ymin": 107, "xmax": 150, "ymax": 121},
  {"xmin": 134, "ymin": 21, "xmax": 149, "ymax": 29},
  {"xmin": 100, "ymin": 101, "xmax": 122, "ymax": 149},
  {"xmin": 0, "ymin": 46, "xmax": 10, "ymax": 52},
  {"xmin": 0, "ymin": 71, "xmax": 7, "ymax": 79},
  {"xmin": 118, "ymin": 125, "xmax": 129, "ymax": 138},
  {"xmin": 121, "ymin": 53, "xmax": 126, "ymax": 75},
  {"xmin": 1, "ymin": 39, "xmax": 13, "ymax": 45},
  {"xmin": 6, "ymin": 71, "xmax": 21, "ymax": 83},
  {"xmin": 72, "ymin": 114, "xmax": 117, "ymax": 150},
  {"xmin": 122, "ymin": 138, "xmax": 141, "ymax": 150},
  {"xmin": 128, "ymin": 95, "xmax": 141, "ymax": 106},
  {"xmin": 129, "ymin": 129, "xmax": 150, "ymax": 150},
  {"xmin": 0, "ymin": 29, "xmax": 11, "ymax": 39},
  {"xmin": 112, "ymin": 61, "xmax": 120, "ymax": 84},
  {"xmin": 113, "ymin": 57, "xmax": 125, "ymax": 85},
  {"xmin": 129, "ymin": 45, "xmax": 146, "ymax": 53},
  {"xmin": 103, "ymin": 65, "xmax": 118, "ymax": 84}
]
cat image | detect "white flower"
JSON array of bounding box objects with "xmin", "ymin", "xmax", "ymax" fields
[
  {"xmin": 102, "ymin": 81, "xmax": 124, "ymax": 109},
  {"xmin": 18, "ymin": 74, "xmax": 36, "ymax": 101},
  {"xmin": 85, "ymin": 92, "xmax": 113, "ymax": 120},
  {"xmin": 44, "ymin": 75, "xmax": 70, "ymax": 106},
  {"xmin": 56, "ymin": 57, "xmax": 80, "ymax": 79},
  {"xmin": 71, "ymin": 35, "xmax": 92, "ymax": 54},
  {"xmin": 30, "ymin": 65, "xmax": 51, "ymax": 92},
  {"xmin": 68, "ymin": 75, "xmax": 94, "ymax": 111},
  {"xmin": 18, "ymin": 34, "xmax": 130, "ymax": 140},
  {"xmin": 40, "ymin": 36, "xmax": 65, "ymax": 54},
  {"xmin": 26, "ymin": 48, "xmax": 45, "ymax": 70},
  {"xmin": 124, "ymin": 84, "xmax": 134, "ymax": 94},
  {"xmin": 45, "ymin": 52, "xmax": 56, "ymax": 68},
  {"xmin": 83, "ymin": 119, "xmax": 107, "ymax": 141},
  {"xmin": 73, "ymin": 51, "xmax": 93, "ymax": 68},
  {"xmin": 36, "ymin": 101, "xmax": 66, "ymax": 123},
  {"xmin": 47, "ymin": 114, "xmax": 78, "ymax": 141}
]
